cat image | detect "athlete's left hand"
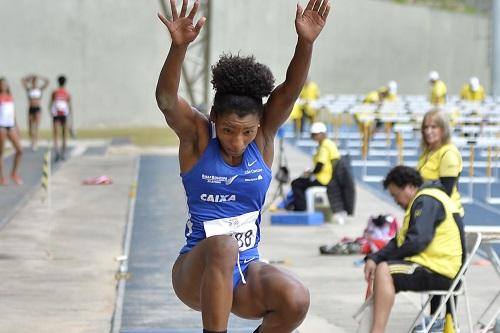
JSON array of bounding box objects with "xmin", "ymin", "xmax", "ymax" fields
[{"xmin": 295, "ymin": 0, "xmax": 331, "ymax": 43}]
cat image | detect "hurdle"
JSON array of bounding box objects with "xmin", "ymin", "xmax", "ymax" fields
[
  {"xmin": 456, "ymin": 137, "xmax": 500, "ymax": 204},
  {"xmin": 393, "ymin": 123, "xmax": 414, "ymax": 165},
  {"xmin": 485, "ymin": 139, "xmax": 500, "ymax": 204},
  {"xmin": 461, "ymin": 141, "xmax": 475, "ymax": 203}
]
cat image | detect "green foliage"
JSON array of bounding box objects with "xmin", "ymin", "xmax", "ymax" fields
[
  {"xmin": 22, "ymin": 127, "xmax": 179, "ymax": 146},
  {"xmin": 391, "ymin": 0, "xmax": 484, "ymax": 14}
]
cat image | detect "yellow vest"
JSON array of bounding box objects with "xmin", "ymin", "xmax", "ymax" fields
[
  {"xmin": 430, "ymin": 80, "xmax": 447, "ymax": 105},
  {"xmin": 417, "ymin": 144, "xmax": 464, "ymax": 216},
  {"xmin": 289, "ymin": 103, "xmax": 302, "ymax": 120},
  {"xmin": 299, "ymin": 82, "xmax": 320, "ymax": 117},
  {"xmin": 313, "ymin": 138, "xmax": 340, "ymax": 185},
  {"xmin": 386, "ymin": 93, "xmax": 398, "ymax": 102},
  {"xmin": 460, "ymin": 84, "xmax": 485, "ymax": 101},
  {"xmin": 363, "ymin": 91, "xmax": 380, "ymax": 104},
  {"xmin": 397, "ymin": 187, "xmax": 463, "ymax": 279},
  {"xmin": 300, "ymin": 82, "xmax": 320, "ymax": 101}
]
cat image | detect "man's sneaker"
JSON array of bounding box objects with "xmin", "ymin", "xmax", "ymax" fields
[{"xmin": 413, "ymin": 316, "xmax": 445, "ymax": 333}]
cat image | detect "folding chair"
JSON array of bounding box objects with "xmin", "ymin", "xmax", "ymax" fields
[{"xmin": 406, "ymin": 231, "xmax": 482, "ymax": 333}]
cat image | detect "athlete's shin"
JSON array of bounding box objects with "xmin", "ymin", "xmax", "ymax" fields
[{"xmin": 200, "ymin": 235, "xmax": 239, "ymax": 331}]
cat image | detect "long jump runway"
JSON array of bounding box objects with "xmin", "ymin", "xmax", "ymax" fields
[{"xmin": 119, "ymin": 155, "xmax": 259, "ymax": 333}]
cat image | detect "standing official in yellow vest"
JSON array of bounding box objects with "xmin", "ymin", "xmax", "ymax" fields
[
  {"xmin": 363, "ymin": 166, "xmax": 465, "ymax": 333},
  {"xmin": 428, "ymin": 71, "xmax": 447, "ymax": 106},
  {"xmin": 460, "ymin": 76, "xmax": 485, "ymax": 102},
  {"xmin": 290, "ymin": 78, "xmax": 320, "ymax": 137}
]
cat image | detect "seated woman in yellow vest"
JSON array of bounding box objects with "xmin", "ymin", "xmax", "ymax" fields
[
  {"xmin": 363, "ymin": 166, "xmax": 464, "ymax": 333},
  {"xmin": 290, "ymin": 122, "xmax": 339, "ymax": 211}
]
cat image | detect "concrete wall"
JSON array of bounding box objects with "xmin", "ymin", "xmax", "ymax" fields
[
  {"xmin": 0, "ymin": 0, "xmax": 167, "ymax": 130},
  {"xmin": 0, "ymin": 0, "xmax": 490, "ymax": 130},
  {"xmin": 211, "ymin": 0, "xmax": 489, "ymax": 96}
]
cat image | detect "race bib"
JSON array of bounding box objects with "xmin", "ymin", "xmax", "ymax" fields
[{"xmin": 203, "ymin": 211, "xmax": 259, "ymax": 252}]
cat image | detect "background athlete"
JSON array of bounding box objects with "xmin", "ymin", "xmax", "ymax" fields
[
  {"xmin": 21, "ymin": 74, "xmax": 49, "ymax": 151},
  {"xmin": 49, "ymin": 75, "xmax": 72, "ymax": 162}
]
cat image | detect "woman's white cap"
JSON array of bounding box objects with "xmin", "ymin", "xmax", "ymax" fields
[
  {"xmin": 310, "ymin": 122, "xmax": 327, "ymax": 134},
  {"xmin": 388, "ymin": 80, "xmax": 398, "ymax": 94},
  {"xmin": 469, "ymin": 77, "xmax": 480, "ymax": 91},
  {"xmin": 428, "ymin": 71, "xmax": 439, "ymax": 81}
]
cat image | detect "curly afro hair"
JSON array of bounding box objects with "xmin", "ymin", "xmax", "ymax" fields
[
  {"xmin": 211, "ymin": 53, "xmax": 275, "ymax": 118},
  {"xmin": 383, "ymin": 165, "xmax": 423, "ymax": 189}
]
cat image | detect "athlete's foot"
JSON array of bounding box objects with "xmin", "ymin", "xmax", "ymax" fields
[
  {"xmin": 11, "ymin": 174, "xmax": 23, "ymax": 185},
  {"xmin": 0, "ymin": 177, "xmax": 8, "ymax": 186}
]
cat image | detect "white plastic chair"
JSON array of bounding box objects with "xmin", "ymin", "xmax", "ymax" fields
[
  {"xmin": 406, "ymin": 231, "xmax": 482, "ymax": 333},
  {"xmin": 305, "ymin": 186, "xmax": 329, "ymax": 213}
]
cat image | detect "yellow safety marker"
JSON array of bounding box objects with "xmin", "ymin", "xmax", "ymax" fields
[
  {"xmin": 443, "ymin": 313, "xmax": 455, "ymax": 333},
  {"xmin": 41, "ymin": 150, "xmax": 49, "ymax": 191},
  {"xmin": 41, "ymin": 148, "xmax": 51, "ymax": 208},
  {"xmin": 129, "ymin": 181, "xmax": 137, "ymax": 199}
]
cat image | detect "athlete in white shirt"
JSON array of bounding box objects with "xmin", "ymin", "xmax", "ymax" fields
[
  {"xmin": 21, "ymin": 74, "xmax": 49, "ymax": 151},
  {"xmin": 0, "ymin": 78, "xmax": 23, "ymax": 185}
]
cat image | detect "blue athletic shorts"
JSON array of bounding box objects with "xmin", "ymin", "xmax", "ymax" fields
[{"xmin": 233, "ymin": 255, "xmax": 258, "ymax": 289}]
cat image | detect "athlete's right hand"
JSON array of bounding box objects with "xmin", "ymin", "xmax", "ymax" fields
[{"xmin": 158, "ymin": 0, "xmax": 206, "ymax": 46}]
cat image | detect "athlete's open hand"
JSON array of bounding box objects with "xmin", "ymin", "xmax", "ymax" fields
[
  {"xmin": 295, "ymin": 0, "xmax": 331, "ymax": 43},
  {"xmin": 158, "ymin": 0, "xmax": 206, "ymax": 46}
]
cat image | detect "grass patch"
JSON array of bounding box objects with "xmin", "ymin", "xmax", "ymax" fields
[
  {"xmin": 21, "ymin": 127, "xmax": 179, "ymax": 146},
  {"xmin": 391, "ymin": 0, "xmax": 481, "ymax": 14}
]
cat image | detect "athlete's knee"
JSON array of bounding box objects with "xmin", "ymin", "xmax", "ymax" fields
[{"xmin": 278, "ymin": 280, "xmax": 310, "ymax": 321}]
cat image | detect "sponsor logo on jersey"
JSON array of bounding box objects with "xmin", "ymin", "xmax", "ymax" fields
[
  {"xmin": 200, "ymin": 193, "xmax": 236, "ymax": 202},
  {"xmin": 244, "ymin": 168, "xmax": 262, "ymax": 175},
  {"xmin": 201, "ymin": 174, "xmax": 238, "ymax": 185},
  {"xmin": 245, "ymin": 174, "xmax": 264, "ymax": 182}
]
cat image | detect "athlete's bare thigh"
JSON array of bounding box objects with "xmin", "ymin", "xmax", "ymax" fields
[
  {"xmin": 231, "ymin": 260, "xmax": 309, "ymax": 319},
  {"xmin": 172, "ymin": 235, "xmax": 238, "ymax": 311}
]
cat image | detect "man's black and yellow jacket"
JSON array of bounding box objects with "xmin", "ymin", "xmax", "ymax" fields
[{"xmin": 367, "ymin": 181, "xmax": 465, "ymax": 279}]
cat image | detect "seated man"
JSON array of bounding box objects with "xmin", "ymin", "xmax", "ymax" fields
[
  {"xmin": 363, "ymin": 166, "xmax": 465, "ymax": 333},
  {"xmin": 289, "ymin": 122, "xmax": 339, "ymax": 211}
]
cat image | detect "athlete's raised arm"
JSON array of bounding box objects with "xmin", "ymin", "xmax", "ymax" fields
[
  {"xmin": 155, "ymin": 0, "xmax": 206, "ymax": 139},
  {"xmin": 261, "ymin": 0, "xmax": 330, "ymax": 138}
]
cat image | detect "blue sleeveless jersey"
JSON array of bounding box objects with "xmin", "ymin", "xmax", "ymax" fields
[{"xmin": 180, "ymin": 128, "xmax": 272, "ymax": 261}]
